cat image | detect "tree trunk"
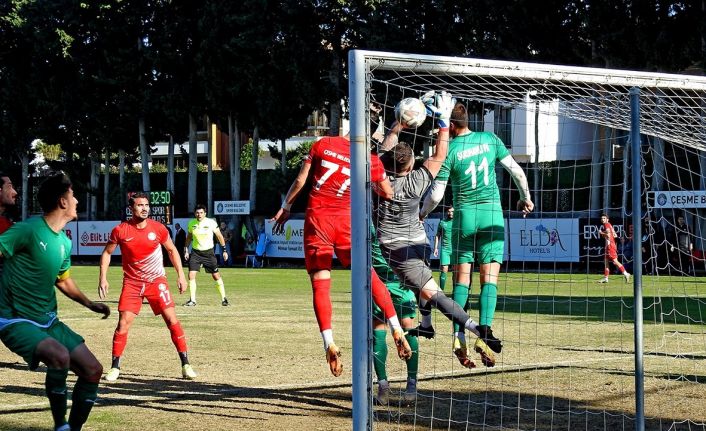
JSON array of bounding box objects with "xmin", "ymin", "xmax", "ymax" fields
[
  {"xmin": 249, "ymin": 126, "xmax": 260, "ymax": 214},
  {"xmin": 188, "ymin": 113, "xmax": 198, "ymax": 213},
  {"xmin": 280, "ymin": 137, "xmax": 286, "ymax": 202},
  {"xmin": 229, "ymin": 114, "xmax": 242, "ymax": 254},
  {"xmin": 167, "ymin": 135, "xmax": 175, "ymax": 193},
  {"xmin": 103, "ymin": 149, "xmax": 110, "ymax": 218},
  {"xmin": 206, "ymin": 115, "xmax": 213, "ymax": 214},
  {"xmin": 21, "ymin": 152, "xmax": 29, "ymax": 221},
  {"xmin": 119, "ymin": 149, "xmax": 126, "ymax": 207},
  {"xmin": 89, "ymin": 152, "xmax": 99, "ymax": 220},
  {"xmin": 138, "ymin": 117, "xmax": 150, "ymax": 191},
  {"xmin": 328, "ymin": 50, "xmax": 341, "ymax": 136}
]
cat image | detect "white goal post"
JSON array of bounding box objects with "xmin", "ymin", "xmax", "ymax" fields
[{"xmin": 349, "ymin": 49, "xmax": 706, "ymax": 431}]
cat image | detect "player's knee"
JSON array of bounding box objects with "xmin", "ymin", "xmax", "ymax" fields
[
  {"xmin": 116, "ymin": 321, "xmax": 131, "ymax": 333},
  {"xmin": 38, "ymin": 341, "xmax": 70, "ymax": 369},
  {"xmin": 82, "ymin": 359, "xmax": 103, "ymax": 382}
]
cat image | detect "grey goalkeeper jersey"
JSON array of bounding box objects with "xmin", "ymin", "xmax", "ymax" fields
[{"xmin": 373, "ymin": 165, "xmax": 433, "ymax": 248}]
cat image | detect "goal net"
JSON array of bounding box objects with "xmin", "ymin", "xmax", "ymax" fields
[{"xmin": 348, "ymin": 50, "xmax": 706, "ymax": 431}]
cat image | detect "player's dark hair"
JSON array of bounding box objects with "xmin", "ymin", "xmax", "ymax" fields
[
  {"xmin": 380, "ymin": 142, "xmax": 414, "ymax": 174},
  {"xmin": 194, "ymin": 203, "xmax": 207, "ymax": 213},
  {"xmin": 0, "ymin": 172, "xmax": 8, "ymax": 188},
  {"xmin": 600, "ymin": 213, "xmax": 609, "ymax": 219},
  {"xmin": 37, "ymin": 172, "xmax": 72, "ymax": 213},
  {"xmin": 450, "ymin": 102, "xmax": 469, "ymax": 129},
  {"xmin": 128, "ymin": 191, "xmax": 150, "ymax": 207}
]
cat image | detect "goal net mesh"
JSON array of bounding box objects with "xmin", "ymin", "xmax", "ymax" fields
[{"xmin": 351, "ymin": 51, "xmax": 706, "ymax": 431}]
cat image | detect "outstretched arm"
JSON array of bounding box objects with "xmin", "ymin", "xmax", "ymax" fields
[
  {"xmin": 499, "ymin": 155, "xmax": 534, "ymax": 216},
  {"xmin": 421, "ymin": 91, "xmax": 454, "ymax": 178},
  {"xmin": 57, "ymin": 275, "xmax": 110, "ymax": 319},
  {"xmin": 271, "ymin": 162, "xmax": 311, "ymax": 227}
]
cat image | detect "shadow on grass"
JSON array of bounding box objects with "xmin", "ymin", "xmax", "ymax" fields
[
  {"xmin": 1, "ymin": 368, "xmax": 704, "ymax": 430},
  {"xmin": 494, "ymin": 294, "xmax": 706, "ymax": 325},
  {"xmin": 374, "ymin": 371, "xmax": 706, "ymax": 431}
]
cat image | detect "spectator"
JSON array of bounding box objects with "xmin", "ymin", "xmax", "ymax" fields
[
  {"xmin": 641, "ymin": 215, "xmax": 656, "ymax": 275},
  {"xmin": 215, "ymin": 221, "xmax": 233, "ymax": 266},
  {"xmin": 174, "ymin": 223, "xmax": 187, "ymax": 264},
  {"xmin": 669, "ymin": 215, "xmax": 694, "ymax": 275}
]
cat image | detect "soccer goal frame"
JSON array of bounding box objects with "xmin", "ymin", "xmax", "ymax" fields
[{"xmin": 349, "ymin": 49, "xmax": 706, "ymax": 431}]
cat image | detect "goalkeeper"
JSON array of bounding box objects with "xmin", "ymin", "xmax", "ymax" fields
[
  {"xmin": 376, "ymin": 91, "xmax": 494, "ymax": 368},
  {"xmin": 420, "ymin": 99, "xmax": 534, "ymax": 367}
]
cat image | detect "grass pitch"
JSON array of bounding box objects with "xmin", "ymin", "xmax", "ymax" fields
[{"xmin": 0, "ymin": 266, "xmax": 704, "ymax": 430}]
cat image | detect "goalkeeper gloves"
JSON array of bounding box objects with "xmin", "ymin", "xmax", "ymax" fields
[{"xmin": 422, "ymin": 90, "xmax": 455, "ymax": 129}]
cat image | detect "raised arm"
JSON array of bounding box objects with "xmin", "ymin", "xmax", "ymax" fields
[{"xmin": 421, "ymin": 91, "xmax": 454, "ymax": 178}]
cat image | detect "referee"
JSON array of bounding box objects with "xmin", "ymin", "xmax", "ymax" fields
[{"xmin": 183, "ymin": 204, "xmax": 230, "ymax": 306}]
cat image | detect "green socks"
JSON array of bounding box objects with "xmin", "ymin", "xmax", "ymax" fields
[
  {"xmin": 46, "ymin": 368, "xmax": 69, "ymax": 428},
  {"xmin": 452, "ymin": 283, "xmax": 470, "ymax": 332},
  {"xmin": 405, "ymin": 332, "xmax": 419, "ymax": 381},
  {"xmin": 373, "ymin": 329, "xmax": 388, "ymax": 382},
  {"xmin": 68, "ymin": 378, "xmax": 99, "ymax": 431},
  {"xmin": 479, "ymin": 282, "xmax": 498, "ymax": 326}
]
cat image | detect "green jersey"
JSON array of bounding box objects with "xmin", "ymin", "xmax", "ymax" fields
[
  {"xmin": 0, "ymin": 217, "xmax": 72, "ymax": 325},
  {"xmin": 188, "ymin": 217, "xmax": 219, "ymax": 251},
  {"xmin": 437, "ymin": 131, "xmax": 510, "ymax": 209},
  {"xmin": 436, "ymin": 218, "xmax": 453, "ymax": 252},
  {"xmin": 370, "ymin": 224, "xmax": 399, "ymax": 286}
]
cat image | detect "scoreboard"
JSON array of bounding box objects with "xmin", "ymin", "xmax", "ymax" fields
[{"xmin": 124, "ymin": 191, "xmax": 174, "ymax": 224}]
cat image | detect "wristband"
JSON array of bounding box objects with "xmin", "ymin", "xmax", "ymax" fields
[{"xmin": 282, "ymin": 202, "xmax": 292, "ymax": 211}]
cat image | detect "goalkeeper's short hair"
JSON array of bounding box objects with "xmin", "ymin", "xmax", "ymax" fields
[{"xmin": 380, "ymin": 142, "xmax": 414, "ymax": 175}]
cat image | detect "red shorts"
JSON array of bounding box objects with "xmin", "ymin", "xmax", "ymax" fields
[
  {"xmin": 304, "ymin": 213, "xmax": 351, "ymax": 273},
  {"xmin": 605, "ymin": 245, "xmax": 618, "ymax": 261},
  {"xmin": 118, "ymin": 277, "xmax": 175, "ymax": 316}
]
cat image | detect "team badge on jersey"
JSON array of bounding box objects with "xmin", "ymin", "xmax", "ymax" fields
[{"xmin": 148, "ymin": 232, "xmax": 157, "ymax": 241}]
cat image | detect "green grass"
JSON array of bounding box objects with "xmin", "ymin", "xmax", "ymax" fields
[{"xmin": 0, "ymin": 266, "xmax": 704, "ymax": 430}]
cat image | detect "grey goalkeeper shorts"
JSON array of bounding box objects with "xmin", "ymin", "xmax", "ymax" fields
[{"xmin": 379, "ymin": 242, "xmax": 434, "ymax": 295}]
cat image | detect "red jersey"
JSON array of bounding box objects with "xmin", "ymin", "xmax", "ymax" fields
[
  {"xmin": 602, "ymin": 222, "xmax": 617, "ymax": 249},
  {"xmin": 0, "ymin": 216, "xmax": 12, "ymax": 235},
  {"xmin": 109, "ymin": 218, "xmax": 169, "ymax": 282},
  {"xmin": 305, "ymin": 136, "xmax": 386, "ymax": 215}
]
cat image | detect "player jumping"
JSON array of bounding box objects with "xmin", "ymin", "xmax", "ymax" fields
[{"xmin": 271, "ymin": 106, "xmax": 412, "ymax": 377}]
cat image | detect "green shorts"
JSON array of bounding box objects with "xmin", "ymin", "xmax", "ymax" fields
[
  {"xmin": 452, "ymin": 203, "xmax": 505, "ymax": 265},
  {"xmin": 372, "ymin": 281, "xmax": 417, "ymax": 323},
  {"xmin": 439, "ymin": 246, "xmax": 452, "ymax": 266},
  {"xmin": 0, "ymin": 319, "xmax": 84, "ymax": 370}
]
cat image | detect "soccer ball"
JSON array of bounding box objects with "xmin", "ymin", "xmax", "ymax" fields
[{"xmin": 395, "ymin": 97, "xmax": 427, "ymax": 128}]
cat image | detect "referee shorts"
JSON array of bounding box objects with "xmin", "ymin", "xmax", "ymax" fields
[{"xmin": 188, "ymin": 248, "xmax": 220, "ymax": 273}]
